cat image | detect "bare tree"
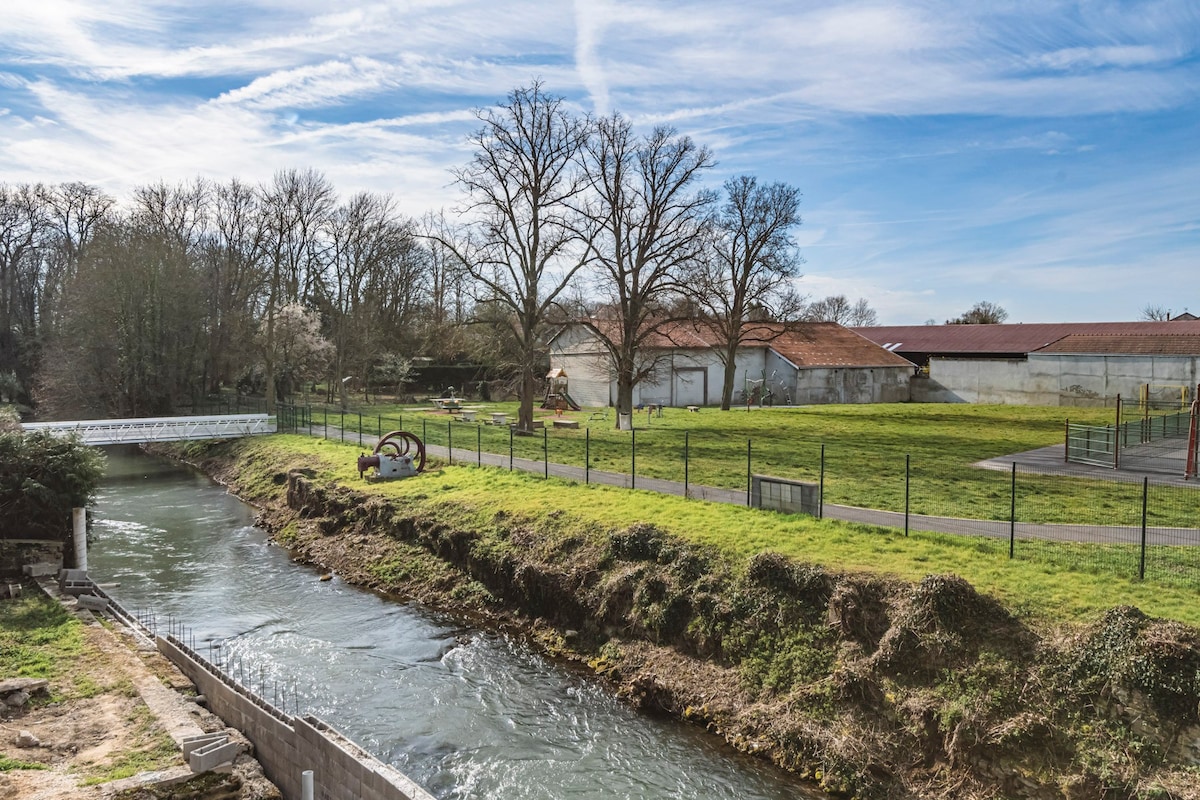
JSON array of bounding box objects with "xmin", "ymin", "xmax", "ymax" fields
[
  {"xmin": 437, "ymin": 84, "xmax": 592, "ymax": 431},
  {"xmin": 689, "ymin": 176, "xmax": 802, "ymax": 410},
  {"xmin": 947, "ymin": 301, "xmax": 1008, "ymax": 325},
  {"xmin": 0, "ymin": 184, "xmax": 49, "ymax": 396},
  {"xmin": 1140, "ymin": 303, "xmax": 1170, "ymax": 321},
  {"xmin": 40, "ymin": 182, "xmax": 115, "ymax": 335},
  {"xmin": 322, "ymin": 192, "xmax": 423, "ymax": 407},
  {"xmin": 258, "ymin": 169, "xmax": 335, "ymax": 412},
  {"xmin": 802, "ymin": 294, "xmax": 878, "ymax": 326},
  {"xmin": 202, "ymin": 179, "xmax": 268, "ymax": 394},
  {"xmin": 581, "ymin": 116, "xmax": 715, "ymax": 424}
]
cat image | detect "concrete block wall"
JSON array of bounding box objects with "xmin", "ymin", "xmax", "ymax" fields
[{"xmin": 158, "ymin": 637, "xmax": 434, "ymax": 800}]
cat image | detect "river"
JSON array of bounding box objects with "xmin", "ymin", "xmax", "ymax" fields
[{"xmin": 88, "ymin": 448, "xmax": 818, "ymax": 800}]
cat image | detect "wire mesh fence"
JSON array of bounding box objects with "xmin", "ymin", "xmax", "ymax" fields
[{"xmin": 277, "ymin": 403, "xmax": 1200, "ymax": 589}]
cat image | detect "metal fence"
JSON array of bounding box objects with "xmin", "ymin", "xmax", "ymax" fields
[
  {"xmin": 277, "ymin": 404, "xmax": 1200, "ymax": 589},
  {"xmin": 1066, "ymin": 392, "xmax": 1198, "ymax": 477}
]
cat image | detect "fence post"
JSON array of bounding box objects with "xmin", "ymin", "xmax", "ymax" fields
[
  {"xmin": 478, "ymin": 425, "xmax": 482, "ymax": 467},
  {"xmin": 819, "ymin": 444, "xmax": 825, "ymax": 519},
  {"xmin": 1009, "ymin": 462, "xmax": 1016, "ymax": 559},
  {"xmin": 358, "ymin": 413, "xmax": 362, "ymax": 447},
  {"xmin": 1115, "ymin": 394, "xmax": 1122, "ymax": 468},
  {"xmin": 585, "ymin": 428, "xmax": 590, "ymax": 484},
  {"xmin": 631, "ymin": 428, "xmax": 636, "ymax": 489},
  {"xmin": 323, "ymin": 408, "xmax": 327, "ymax": 440},
  {"xmin": 543, "ymin": 427, "xmax": 548, "ymax": 478},
  {"xmin": 340, "ymin": 411, "xmax": 344, "ymax": 442},
  {"xmin": 684, "ymin": 430, "xmax": 689, "ymax": 498},
  {"xmin": 904, "ymin": 454, "xmax": 910, "ymax": 537},
  {"xmin": 447, "ymin": 420, "xmax": 452, "ymax": 465},
  {"xmin": 1139, "ymin": 476, "xmax": 1148, "ymax": 581},
  {"xmin": 746, "ymin": 439, "xmax": 752, "ymax": 507},
  {"xmin": 377, "ymin": 415, "xmax": 382, "ymax": 439},
  {"xmin": 509, "ymin": 425, "xmax": 514, "ymax": 471}
]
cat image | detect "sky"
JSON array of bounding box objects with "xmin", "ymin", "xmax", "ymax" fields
[{"xmin": 1, "ymin": 1, "xmax": 1198, "ymax": 325}]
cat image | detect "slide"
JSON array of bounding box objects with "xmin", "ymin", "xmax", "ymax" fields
[{"xmin": 561, "ymin": 392, "xmax": 582, "ymax": 411}]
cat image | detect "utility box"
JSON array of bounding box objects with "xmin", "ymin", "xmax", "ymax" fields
[{"xmin": 751, "ymin": 475, "xmax": 820, "ymax": 517}]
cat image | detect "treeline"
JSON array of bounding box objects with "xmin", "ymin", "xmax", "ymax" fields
[
  {"xmin": 0, "ymin": 174, "xmax": 472, "ymax": 418},
  {"xmin": 0, "ymin": 83, "xmax": 879, "ymax": 424}
]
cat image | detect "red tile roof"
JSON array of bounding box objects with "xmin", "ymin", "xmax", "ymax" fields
[
  {"xmin": 564, "ymin": 320, "xmax": 913, "ymax": 369},
  {"xmin": 853, "ymin": 321, "xmax": 1200, "ymax": 355}
]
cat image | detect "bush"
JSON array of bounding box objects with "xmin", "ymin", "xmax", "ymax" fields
[{"xmin": 0, "ymin": 430, "xmax": 105, "ymax": 542}]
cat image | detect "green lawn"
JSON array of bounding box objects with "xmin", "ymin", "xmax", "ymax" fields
[
  {"xmin": 215, "ymin": 433, "xmax": 1200, "ymax": 626},
  {"xmin": 282, "ymin": 400, "xmax": 1191, "ymax": 527}
]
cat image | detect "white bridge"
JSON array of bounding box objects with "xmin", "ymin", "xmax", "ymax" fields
[{"xmin": 22, "ymin": 414, "xmax": 276, "ymax": 446}]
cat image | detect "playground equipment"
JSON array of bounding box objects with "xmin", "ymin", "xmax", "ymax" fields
[
  {"xmin": 542, "ymin": 368, "xmax": 581, "ymax": 411},
  {"xmin": 357, "ymin": 430, "xmax": 426, "ymax": 479}
]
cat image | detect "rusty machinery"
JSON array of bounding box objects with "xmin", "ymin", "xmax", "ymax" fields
[{"xmin": 357, "ymin": 430, "xmax": 426, "ymax": 479}]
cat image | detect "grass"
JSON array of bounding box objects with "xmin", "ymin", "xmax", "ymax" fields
[
  {"xmin": 215, "ymin": 434, "xmax": 1200, "ymax": 627},
  {"xmin": 284, "ymin": 400, "xmax": 1194, "ymax": 528},
  {"xmin": 0, "ymin": 590, "xmax": 83, "ymax": 691},
  {"xmin": 0, "ymin": 754, "xmax": 49, "ymax": 771}
]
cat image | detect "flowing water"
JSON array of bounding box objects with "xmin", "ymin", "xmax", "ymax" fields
[{"xmin": 89, "ymin": 448, "xmax": 818, "ymax": 800}]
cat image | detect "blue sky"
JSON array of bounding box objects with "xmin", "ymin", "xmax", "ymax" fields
[{"xmin": 2, "ymin": 0, "xmax": 1197, "ymax": 324}]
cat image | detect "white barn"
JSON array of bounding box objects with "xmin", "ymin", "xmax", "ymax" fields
[{"xmin": 549, "ymin": 321, "xmax": 913, "ymax": 408}]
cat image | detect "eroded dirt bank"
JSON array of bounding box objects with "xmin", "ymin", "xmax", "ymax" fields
[{"xmin": 185, "ymin": 441, "xmax": 1200, "ymax": 800}]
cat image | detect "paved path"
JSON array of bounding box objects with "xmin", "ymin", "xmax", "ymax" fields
[{"xmin": 319, "ymin": 425, "xmax": 1199, "ymax": 545}]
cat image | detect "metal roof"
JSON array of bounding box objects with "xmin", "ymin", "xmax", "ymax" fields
[
  {"xmin": 852, "ymin": 320, "xmax": 1200, "ymax": 355},
  {"xmin": 1034, "ymin": 333, "xmax": 1200, "ymax": 356}
]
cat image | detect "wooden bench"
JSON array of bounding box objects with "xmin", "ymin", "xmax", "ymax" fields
[{"xmin": 552, "ymin": 419, "xmax": 579, "ymax": 429}]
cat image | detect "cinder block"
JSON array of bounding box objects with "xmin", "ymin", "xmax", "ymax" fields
[
  {"xmin": 22, "ymin": 562, "xmax": 58, "ymax": 577},
  {"xmin": 75, "ymin": 593, "xmax": 110, "ymax": 612}
]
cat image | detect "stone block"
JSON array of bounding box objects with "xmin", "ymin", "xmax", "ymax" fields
[{"xmin": 22, "ymin": 561, "xmax": 58, "ymax": 577}]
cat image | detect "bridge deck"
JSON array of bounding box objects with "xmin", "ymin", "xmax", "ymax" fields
[{"xmin": 22, "ymin": 414, "xmax": 275, "ymax": 446}]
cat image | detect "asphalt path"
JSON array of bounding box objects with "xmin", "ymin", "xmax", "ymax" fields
[{"xmin": 320, "ymin": 424, "xmax": 1198, "ymax": 545}]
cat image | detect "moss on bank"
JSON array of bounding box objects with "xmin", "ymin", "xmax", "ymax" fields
[{"xmin": 168, "ymin": 436, "xmax": 1200, "ymax": 800}]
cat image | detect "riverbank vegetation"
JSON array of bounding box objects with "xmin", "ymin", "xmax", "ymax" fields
[{"xmin": 175, "ymin": 434, "xmax": 1200, "ymax": 799}]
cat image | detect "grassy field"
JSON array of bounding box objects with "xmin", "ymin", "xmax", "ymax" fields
[
  {"xmin": 283, "ymin": 400, "xmax": 1194, "ymax": 528},
  {"xmin": 214, "ymin": 433, "xmax": 1200, "ymax": 626}
]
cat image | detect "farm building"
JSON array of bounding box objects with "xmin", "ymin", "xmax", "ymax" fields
[
  {"xmin": 853, "ymin": 321, "xmax": 1200, "ymax": 405},
  {"xmin": 549, "ymin": 321, "xmax": 913, "ymax": 408}
]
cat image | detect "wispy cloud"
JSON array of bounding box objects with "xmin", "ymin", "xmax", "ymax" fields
[{"xmin": 1, "ymin": 0, "xmax": 1198, "ymax": 323}]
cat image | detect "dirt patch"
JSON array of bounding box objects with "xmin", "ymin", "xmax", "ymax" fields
[{"xmin": 0, "ymin": 594, "xmax": 279, "ymax": 800}]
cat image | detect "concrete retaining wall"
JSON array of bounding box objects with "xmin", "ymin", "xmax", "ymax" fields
[
  {"xmin": 158, "ymin": 637, "xmax": 434, "ymax": 800},
  {"xmin": 919, "ymin": 354, "xmax": 1200, "ymax": 406}
]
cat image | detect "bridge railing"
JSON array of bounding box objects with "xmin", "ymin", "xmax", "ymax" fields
[{"xmin": 22, "ymin": 414, "xmax": 275, "ymax": 446}]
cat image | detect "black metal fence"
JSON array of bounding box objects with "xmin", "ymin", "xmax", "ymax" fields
[{"xmin": 276, "ymin": 404, "xmax": 1200, "ymax": 589}]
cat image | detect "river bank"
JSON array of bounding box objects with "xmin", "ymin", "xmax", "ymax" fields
[{"xmin": 174, "ymin": 436, "xmax": 1200, "ymax": 800}]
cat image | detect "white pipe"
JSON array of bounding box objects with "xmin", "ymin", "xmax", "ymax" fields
[
  {"xmin": 72, "ymin": 508, "xmax": 87, "ymax": 571},
  {"xmin": 302, "ymin": 769, "xmax": 314, "ymax": 800}
]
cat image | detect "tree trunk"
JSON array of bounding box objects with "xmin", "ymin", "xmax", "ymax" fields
[
  {"xmin": 720, "ymin": 346, "xmax": 739, "ymax": 411},
  {"xmin": 517, "ymin": 363, "xmax": 535, "ymax": 432}
]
